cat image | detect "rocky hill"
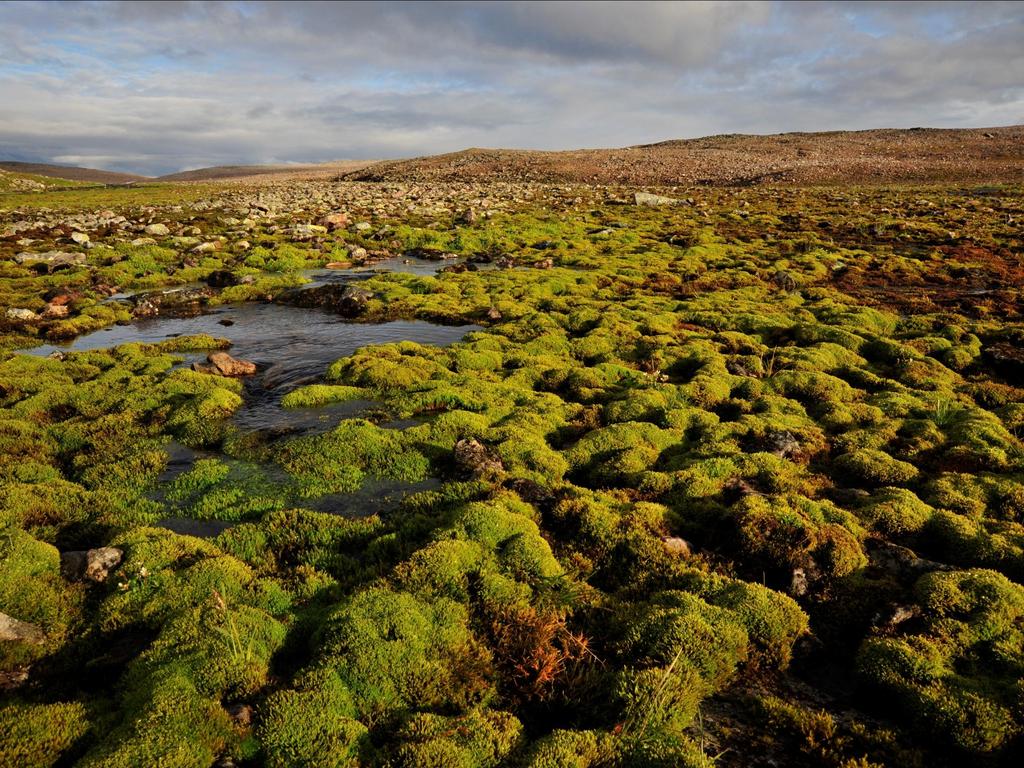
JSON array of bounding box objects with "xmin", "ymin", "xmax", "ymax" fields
[
  {"xmin": 342, "ymin": 125, "xmax": 1024, "ymax": 186},
  {"xmin": 0, "ymin": 161, "xmax": 147, "ymax": 185}
]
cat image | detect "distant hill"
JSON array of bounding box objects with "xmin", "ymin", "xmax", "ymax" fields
[
  {"xmin": 155, "ymin": 160, "xmax": 376, "ymax": 182},
  {"xmin": 0, "ymin": 161, "xmax": 148, "ymax": 185},
  {"xmin": 341, "ymin": 125, "xmax": 1024, "ymax": 186}
]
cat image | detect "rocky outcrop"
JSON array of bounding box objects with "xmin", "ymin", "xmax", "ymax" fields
[{"xmin": 0, "ymin": 612, "xmax": 45, "ymax": 645}]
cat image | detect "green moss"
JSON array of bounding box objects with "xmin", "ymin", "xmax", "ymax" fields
[
  {"xmin": 316, "ymin": 587, "xmax": 493, "ymax": 721},
  {"xmin": 834, "ymin": 449, "xmax": 919, "ymax": 487},
  {"xmin": 0, "ymin": 527, "xmax": 80, "ymax": 668},
  {"xmin": 281, "ymin": 385, "xmax": 367, "ymax": 409},
  {"xmin": 258, "ymin": 669, "xmax": 369, "ymax": 768},
  {"xmin": 0, "ymin": 700, "xmax": 90, "ymax": 768},
  {"xmin": 385, "ymin": 709, "xmax": 523, "ymax": 768}
]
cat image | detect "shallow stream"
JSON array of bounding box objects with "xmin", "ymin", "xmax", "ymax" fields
[{"xmin": 21, "ymin": 271, "xmax": 479, "ymax": 535}]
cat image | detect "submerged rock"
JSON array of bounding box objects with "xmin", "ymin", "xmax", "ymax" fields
[
  {"xmin": 206, "ymin": 269, "xmax": 241, "ymax": 288},
  {"xmin": 60, "ymin": 547, "xmax": 123, "ymax": 583},
  {"xmin": 132, "ymin": 286, "xmax": 214, "ymax": 318},
  {"xmin": 279, "ymin": 284, "xmax": 373, "ymax": 317},
  {"xmin": 0, "ymin": 612, "xmax": 45, "ymax": 645}
]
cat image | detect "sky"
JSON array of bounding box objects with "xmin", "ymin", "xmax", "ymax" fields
[{"xmin": 1, "ymin": 0, "xmax": 1022, "ymax": 176}]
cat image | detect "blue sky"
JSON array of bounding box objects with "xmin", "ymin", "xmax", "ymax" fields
[{"xmin": 1, "ymin": 0, "xmax": 1021, "ymax": 175}]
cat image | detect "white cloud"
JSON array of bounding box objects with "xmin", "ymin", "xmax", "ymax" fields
[{"xmin": 0, "ymin": 0, "xmax": 1021, "ymax": 174}]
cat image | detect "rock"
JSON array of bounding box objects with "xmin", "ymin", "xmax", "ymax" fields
[
  {"xmin": 41, "ymin": 302, "xmax": 70, "ymax": 319},
  {"xmin": 290, "ymin": 224, "xmax": 327, "ymax": 241},
  {"xmin": 486, "ymin": 307, "xmax": 503, "ymax": 321},
  {"xmin": 60, "ymin": 547, "xmax": 123, "ymax": 583},
  {"xmin": 0, "ymin": 666, "xmax": 30, "ymax": 691},
  {"xmin": 206, "ymin": 352, "xmax": 257, "ymax": 377},
  {"xmin": 764, "ymin": 430, "xmax": 800, "ymax": 459},
  {"xmin": 132, "ymin": 286, "xmax": 213, "ymax": 318},
  {"xmin": 354, "ymin": 221, "xmax": 372, "ymax": 231},
  {"xmin": 131, "ymin": 237, "xmax": 157, "ymax": 246},
  {"xmin": 868, "ymin": 540, "xmax": 954, "ymax": 578},
  {"xmin": 14, "ymin": 251, "xmax": 86, "ymax": 270},
  {"xmin": 0, "ymin": 612, "xmax": 45, "ymax": 645},
  {"xmin": 635, "ymin": 192, "xmax": 678, "ymax": 206},
  {"xmin": 503, "ymin": 477, "xmax": 553, "ymax": 505},
  {"xmin": 790, "ymin": 567, "xmax": 809, "ymax": 597},
  {"xmin": 876, "ymin": 603, "xmax": 918, "ymax": 628},
  {"xmin": 206, "ymin": 270, "xmax": 240, "ymax": 288},
  {"xmin": 5, "ymin": 307, "xmax": 38, "ymax": 322},
  {"xmin": 191, "ymin": 241, "xmax": 220, "ymax": 254},
  {"xmin": 324, "ymin": 261, "xmax": 352, "ymax": 270},
  {"xmin": 347, "ymin": 246, "xmax": 369, "ymax": 262},
  {"xmin": 225, "ymin": 703, "xmax": 254, "ymax": 727},
  {"xmin": 662, "ymin": 536, "xmax": 692, "ymax": 556},
  {"xmin": 455, "ymin": 208, "xmax": 477, "ymax": 225},
  {"xmin": 144, "ymin": 223, "xmax": 170, "ymax": 237},
  {"xmin": 453, "ymin": 438, "xmax": 504, "ymax": 478},
  {"xmin": 320, "ymin": 212, "xmax": 349, "ymax": 231},
  {"xmin": 534, "ymin": 258, "xmax": 554, "ymax": 269},
  {"xmin": 773, "ymin": 270, "xmax": 798, "ymax": 292},
  {"xmin": 279, "ymin": 284, "xmax": 373, "ymax": 317},
  {"xmin": 70, "ymin": 231, "xmax": 90, "ymax": 244},
  {"xmin": 985, "ymin": 343, "xmax": 1024, "ymax": 382},
  {"xmin": 495, "ymin": 256, "xmax": 516, "ymax": 269}
]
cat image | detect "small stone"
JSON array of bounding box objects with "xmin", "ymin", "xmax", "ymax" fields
[
  {"xmin": 634, "ymin": 191, "xmax": 678, "ymax": 206},
  {"xmin": 6, "ymin": 307, "xmax": 38, "ymax": 321},
  {"xmin": 70, "ymin": 231, "xmax": 90, "ymax": 244},
  {"xmin": 662, "ymin": 537, "xmax": 692, "ymax": 556},
  {"xmin": 790, "ymin": 567, "xmax": 809, "ymax": 597},
  {"xmin": 144, "ymin": 223, "xmax": 170, "ymax": 237},
  {"xmin": 354, "ymin": 221, "xmax": 372, "ymax": 231},
  {"xmin": 320, "ymin": 212, "xmax": 349, "ymax": 231},
  {"xmin": 41, "ymin": 303, "xmax": 70, "ymax": 319},
  {"xmin": 486, "ymin": 307, "xmax": 502, "ymax": 321},
  {"xmin": 131, "ymin": 237, "xmax": 157, "ymax": 246}
]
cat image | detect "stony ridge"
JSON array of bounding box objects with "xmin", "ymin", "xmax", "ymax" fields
[{"xmin": 342, "ymin": 125, "xmax": 1024, "ymax": 186}]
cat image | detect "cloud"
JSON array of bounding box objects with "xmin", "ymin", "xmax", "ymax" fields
[{"xmin": 0, "ymin": 0, "xmax": 1021, "ymax": 175}]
